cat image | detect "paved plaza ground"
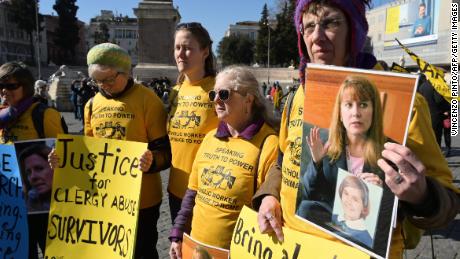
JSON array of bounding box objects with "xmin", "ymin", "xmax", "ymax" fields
[{"xmin": 61, "ymin": 112, "xmax": 460, "ymax": 259}]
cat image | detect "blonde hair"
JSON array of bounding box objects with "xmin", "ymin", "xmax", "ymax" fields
[
  {"xmin": 327, "ymin": 76, "xmax": 384, "ymax": 168},
  {"xmin": 216, "ymin": 66, "xmax": 279, "ymax": 131}
]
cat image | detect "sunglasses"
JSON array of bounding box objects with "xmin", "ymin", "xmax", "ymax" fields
[
  {"xmin": 0, "ymin": 83, "xmax": 21, "ymax": 90},
  {"xmin": 176, "ymin": 22, "xmax": 203, "ymax": 30},
  {"xmin": 208, "ymin": 89, "xmax": 243, "ymax": 102}
]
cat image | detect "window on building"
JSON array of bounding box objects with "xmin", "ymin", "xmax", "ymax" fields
[
  {"xmin": 115, "ymin": 29, "xmax": 123, "ymax": 39},
  {"xmin": 0, "ymin": 28, "xmax": 3, "ymax": 37}
]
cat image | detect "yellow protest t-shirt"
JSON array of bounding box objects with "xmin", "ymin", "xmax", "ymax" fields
[
  {"xmin": 167, "ymin": 76, "xmax": 219, "ymax": 198},
  {"xmin": 189, "ymin": 123, "xmax": 278, "ymax": 249},
  {"xmin": 0, "ymin": 102, "xmax": 64, "ymax": 143},
  {"xmin": 84, "ymin": 82, "xmax": 167, "ymax": 209}
]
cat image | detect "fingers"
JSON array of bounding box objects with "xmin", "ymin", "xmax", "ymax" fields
[
  {"xmin": 358, "ymin": 172, "xmax": 382, "ymax": 186},
  {"xmin": 139, "ymin": 150, "xmax": 153, "ymax": 172},
  {"xmin": 48, "ymin": 148, "xmax": 60, "ymax": 170},
  {"xmin": 382, "ymin": 143, "xmax": 425, "ymax": 176},
  {"xmin": 169, "ymin": 242, "xmax": 182, "ymax": 259},
  {"xmin": 257, "ymin": 196, "xmax": 284, "ymax": 242},
  {"xmin": 378, "ymin": 158, "xmax": 402, "ymax": 191},
  {"xmin": 268, "ymin": 211, "xmax": 284, "ymax": 242}
]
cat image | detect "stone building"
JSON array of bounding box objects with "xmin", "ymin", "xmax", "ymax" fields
[
  {"xmin": 87, "ymin": 10, "xmax": 139, "ymax": 65},
  {"xmin": 225, "ymin": 21, "xmax": 260, "ymax": 41}
]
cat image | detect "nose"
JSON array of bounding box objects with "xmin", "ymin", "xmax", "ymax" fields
[
  {"xmin": 310, "ymin": 23, "xmax": 327, "ymax": 43},
  {"xmin": 351, "ymin": 104, "xmax": 361, "ymax": 117},
  {"xmin": 176, "ymin": 46, "xmax": 186, "ymax": 58}
]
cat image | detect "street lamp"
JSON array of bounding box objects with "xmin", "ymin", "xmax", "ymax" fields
[
  {"xmin": 35, "ymin": 0, "xmax": 41, "ymax": 79},
  {"xmin": 265, "ymin": 21, "xmax": 271, "ymax": 85}
]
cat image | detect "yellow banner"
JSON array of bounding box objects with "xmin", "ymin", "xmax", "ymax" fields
[
  {"xmin": 385, "ymin": 6, "xmax": 400, "ymax": 34},
  {"xmin": 396, "ymin": 39, "xmax": 454, "ymax": 103},
  {"xmin": 45, "ymin": 134, "xmax": 146, "ymax": 259},
  {"xmin": 390, "ymin": 62, "xmax": 409, "ymax": 74},
  {"xmin": 231, "ymin": 206, "xmax": 369, "ymax": 259}
]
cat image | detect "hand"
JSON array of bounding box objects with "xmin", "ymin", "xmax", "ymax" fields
[
  {"xmin": 257, "ymin": 195, "xmax": 284, "ymax": 242},
  {"xmin": 48, "ymin": 148, "xmax": 60, "ymax": 170},
  {"xmin": 357, "ymin": 172, "xmax": 383, "ymax": 186},
  {"xmin": 377, "ymin": 142, "xmax": 428, "ymax": 204},
  {"xmin": 139, "ymin": 150, "xmax": 153, "ymax": 172},
  {"xmin": 169, "ymin": 241, "xmax": 182, "ymax": 259},
  {"xmin": 306, "ymin": 126, "xmax": 329, "ymax": 163}
]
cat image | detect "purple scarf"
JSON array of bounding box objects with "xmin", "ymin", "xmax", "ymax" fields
[{"xmin": 0, "ymin": 96, "xmax": 35, "ymax": 128}]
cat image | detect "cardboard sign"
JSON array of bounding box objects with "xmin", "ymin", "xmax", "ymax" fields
[
  {"xmin": 0, "ymin": 144, "xmax": 28, "ymax": 258},
  {"xmin": 182, "ymin": 233, "xmax": 229, "ymax": 259},
  {"xmin": 45, "ymin": 135, "xmax": 145, "ymax": 259},
  {"xmin": 231, "ymin": 206, "xmax": 369, "ymax": 259}
]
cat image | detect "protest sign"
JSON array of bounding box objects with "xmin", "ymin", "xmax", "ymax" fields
[
  {"xmin": 0, "ymin": 144, "xmax": 28, "ymax": 258},
  {"xmin": 45, "ymin": 135, "xmax": 145, "ymax": 259},
  {"xmin": 295, "ymin": 64, "xmax": 418, "ymax": 259},
  {"xmin": 231, "ymin": 206, "xmax": 369, "ymax": 259},
  {"xmin": 14, "ymin": 139, "xmax": 56, "ymax": 214},
  {"xmin": 182, "ymin": 233, "xmax": 229, "ymax": 259}
]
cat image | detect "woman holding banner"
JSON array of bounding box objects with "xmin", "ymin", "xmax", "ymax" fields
[
  {"xmin": 50, "ymin": 43, "xmax": 171, "ymax": 259},
  {"xmin": 0, "ymin": 62, "xmax": 65, "ymax": 259},
  {"xmin": 167, "ymin": 22, "xmax": 219, "ymax": 225},
  {"xmin": 254, "ymin": 0, "xmax": 459, "ymax": 257},
  {"xmin": 169, "ymin": 66, "xmax": 279, "ymax": 258}
]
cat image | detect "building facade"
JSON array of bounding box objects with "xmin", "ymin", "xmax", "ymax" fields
[
  {"xmin": 0, "ymin": 2, "xmax": 36, "ymax": 64},
  {"xmin": 87, "ymin": 10, "xmax": 138, "ymax": 65},
  {"xmin": 367, "ymin": 0, "xmax": 451, "ymax": 69},
  {"xmin": 225, "ymin": 21, "xmax": 260, "ymax": 41}
]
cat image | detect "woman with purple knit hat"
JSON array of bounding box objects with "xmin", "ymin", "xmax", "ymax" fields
[{"xmin": 253, "ymin": 0, "xmax": 459, "ymax": 257}]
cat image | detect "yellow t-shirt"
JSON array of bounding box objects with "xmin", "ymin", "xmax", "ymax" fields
[
  {"xmin": 167, "ymin": 76, "xmax": 219, "ymax": 198},
  {"xmin": 84, "ymin": 82, "xmax": 167, "ymax": 209},
  {"xmin": 0, "ymin": 102, "xmax": 64, "ymax": 143},
  {"xmin": 189, "ymin": 124, "xmax": 278, "ymax": 249},
  {"xmin": 279, "ymin": 86, "xmax": 459, "ymax": 258}
]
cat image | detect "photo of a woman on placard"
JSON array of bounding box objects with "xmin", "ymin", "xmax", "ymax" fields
[
  {"xmin": 296, "ymin": 76, "xmax": 387, "ymax": 240},
  {"xmin": 330, "ymin": 173, "xmax": 382, "ymax": 248},
  {"xmin": 17, "ymin": 141, "xmax": 54, "ymax": 213}
]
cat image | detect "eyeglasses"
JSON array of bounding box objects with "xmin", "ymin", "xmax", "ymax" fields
[
  {"xmin": 176, "ymin": 22, "xmax": 203, "ymax": 30},
  {"xmin": 208, "ymin": 89, "xmax": 244, "ymax": 102},
  {"xmin": 301, "ymin": 18, "xmax": 344, "ymax": 36},
  {"xmin": 0, "ymin": 82, "xmax": 21, "ymax": 90},
  {"xmin": 91, "ymin": 72, "xmax": 122, "ymax": 86}
]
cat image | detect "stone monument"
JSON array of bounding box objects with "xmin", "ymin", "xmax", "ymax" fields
[{"xmin": 133, "ymin": 0, "xmax": 180, "ymax": 81}]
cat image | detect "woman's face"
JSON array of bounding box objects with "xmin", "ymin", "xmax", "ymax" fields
[
  {"xmin": 302, "ymin": 5, "xmax": 349, "ymax": 66},
  {"xmin": 212, "ymin": 74, "xmax": 249, "ymax": 125},
  {"xmin": 91, "ymin": 69, "xmax": 127, "ymax": 96},
  {"xmin": 0, "ymin": 78, "xmax": 24, "ymax": 107},
  {"xmin": 25, "ymin": 154, "xmax": 53, "ymax": 196},
  {"xmin": 174, "ymin": 30, "xmax": 208, "ymax": 79},
  {"xmin": 341, "ymin": 186, "xmax": 365, "ymax": 221},
  {"xmin": 340, "ymin": 89, "xmax": 373, "ymax": 139}
]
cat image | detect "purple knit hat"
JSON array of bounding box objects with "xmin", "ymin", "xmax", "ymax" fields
[{"xmin": 294, "ymin": 0, "xmax": 369, "ymax": 83}]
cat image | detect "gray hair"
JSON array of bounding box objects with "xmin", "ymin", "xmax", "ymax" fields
[
  {"xmin": 88, "ymin": 63, "xmax": 130, "ymax": 78},
  {"xmin": 216, "ymin": 66, "xmax": 279, "ymax": 131}
]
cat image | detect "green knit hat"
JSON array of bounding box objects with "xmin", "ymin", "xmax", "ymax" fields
[{"xmin": 87, "ymin": 43, "xmax": 131, "ymax": 74}]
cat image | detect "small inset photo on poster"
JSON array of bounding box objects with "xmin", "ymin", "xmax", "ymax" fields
[
  {"xmin": 14, "ymin": 138, "xmax": 56, "ymax": 214},
  {"xmin": 328, "ymin": 168, "xmax": 383, "ymax": 249},
  {"xmin": 182, "ymin": 233, "xmax": 229, "ymax": 259},
  {"xmin": 295, "ymin": 64, "xmax": 419, "ymax": 259}
]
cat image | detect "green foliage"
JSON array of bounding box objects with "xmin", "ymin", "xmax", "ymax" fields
[
  {"xmin": 93, "ymin": 22, "xmax": 110, "ymax": 44},
  {"xmin": 255, "ymin": 3, "xmax": 270, "ymax": 65},
  {"xmin": 218, "ymin": 34, "xmax": 255, "ymax": 67},
  {"xmin": 53, "ymin": 0, "xmax": 80, "ymax": 65},
  {"xmin": 272, "ymin": 0, "xmax": 298, "ymax": 67}
]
